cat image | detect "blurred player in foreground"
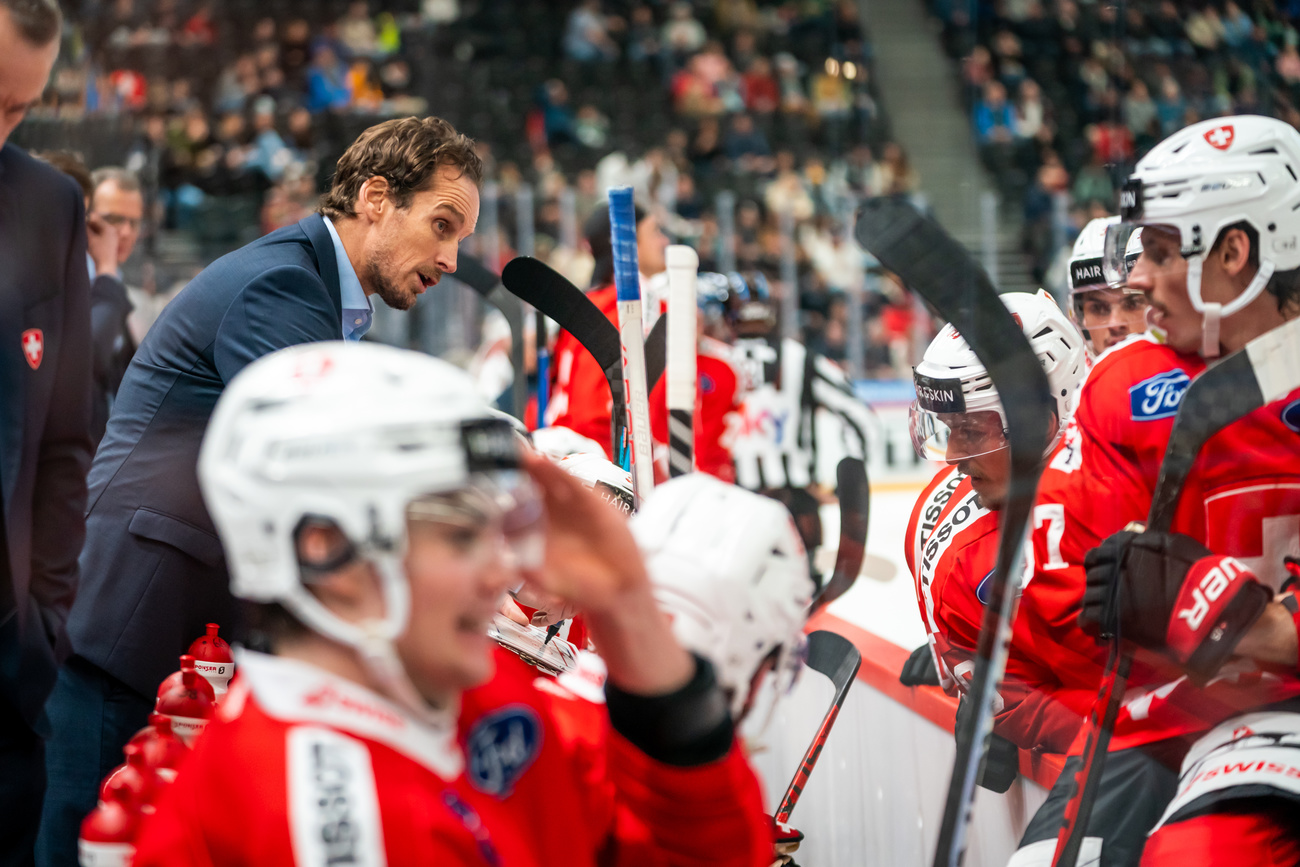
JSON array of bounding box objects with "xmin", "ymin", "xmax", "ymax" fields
[{"xmin": 131, "ymin": 342, "xmax": 772, "ymax": 866}]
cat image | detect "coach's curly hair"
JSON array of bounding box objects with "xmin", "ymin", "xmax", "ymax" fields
[{"xmin": 318, "ymin": 116, "xmax": 483, "ymax": 220}]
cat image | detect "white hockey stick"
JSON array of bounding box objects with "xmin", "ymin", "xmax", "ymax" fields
[
  {"xmin": 608, "ymin": 188, "xmax": 655, "ymax": 503},
  {"xmin": 665, "ymin": 245, "xmax": 698, "ymax": 477}
]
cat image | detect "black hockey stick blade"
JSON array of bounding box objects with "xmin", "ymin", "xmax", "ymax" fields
[
  {"xmin": 450, "ymin": 253, "xmax": 527, "ymax": 421},
  {"xmin": 855, "ymin": 197, "xmax": 1053, "ymax": 867},
  {"xmin": 645, "ymin": 314, "xmax": 668, "ymax": 393},
  {"xmin": 501, "ymin": 257, "xmax": 628, "ymax": 447},
  {"xmin": 775, "ymin": 629, "xmax": 862, "ymax": 823},
  {"xmin": 1052, "ymin": 314, "xmax": 1300, "ymax": 867},
  {"xmin": 811, "ymin": 458, "xmax": 870, "ymax": 614}
]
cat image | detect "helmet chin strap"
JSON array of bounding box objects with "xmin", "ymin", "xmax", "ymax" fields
[
  {"xmin": 284, "ymin": 553, "xmax": 455, "ymax": 728},
  {"xmin": 1188, "ymin": 254, "xmax": 1276, "ymax": 359}
]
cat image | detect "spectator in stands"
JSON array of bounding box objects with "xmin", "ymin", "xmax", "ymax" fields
[
  {"xmin": 245, "ymin": 98, "xmax": 292, "ymax": 183},
  {"xmin": 876, "ymin": 141, "xmax": 919, "ymax": 196},
  {"xmin": 742, "ymin": 56, "xmax": 780, "ymax": 114},
  {"xmin": 811, "ymin": 59, "xmax": 852, "ymax": 156},
  {"xmin": 306, "ymin": 44, "xmax": 352, "ymax": 113},
  {"xmin": 764, "ymin": 151, "xmax": 814, "ymax": 221},
  {"xmin": 339, "ymin": 0, "xmax": 380, "ymax": 60},
  {"xmin": 564, "ymin": 0, "xmax": 619, "ymax": 64},
  {"xmin": 626, "ymin": 4, "xmax": 663, "ymax": 81},
  {"xmin": 974, "ymin": 80, "xmax": 1015, "ymax": 145},
  {"xmin": 724, "ymin": 112, "xmax": 773, "ymax": 173},
  {"xmin": 775, "ymin": 52, "xmax": 809, "ymax": 114},
  {"xmin": 1222, "ymin": 1, "xmax": 1254, "ymax": 50},
  {"xmin": 672, "ymin": 53, "xmax": 722, "ymax": 116},
  {"xmin": 663, "ymin": 1, "xmax": 707, "ymax": 66},
  {"xmin": 1187, "ymin": 6, "xmax": 1226, "ymax": 58},
  {"xmin": 1155, "ymin": 75, "xmax": 1187, "ymax": 135},
  {"xmin": 1122, "ymin": 79, "xmax": 1158, "ymax": 142},
  {"xmin": 91, "ymin": 167, "xmax": 144, "ymax": 276},
  {"xmin": 1013, "ymin": 78, "xmax": 1050, "ymax": 143}
]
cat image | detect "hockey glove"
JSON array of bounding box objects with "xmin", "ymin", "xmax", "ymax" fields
[
  {"xmin": 899, "ymin": 643, "xmax": 941, "ymax": 687},
  {"xmin": 955, "ymin": 693, "xmax": 1019, "ymax": 793},
  {"xmin": 1081, "ymin": 530, "xmax": 1272, "ymax": 684}
]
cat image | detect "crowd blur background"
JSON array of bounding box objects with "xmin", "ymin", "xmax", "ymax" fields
[{"xmin": 19, "ymin": 0, "xmax": 1300, "ymax": 384}]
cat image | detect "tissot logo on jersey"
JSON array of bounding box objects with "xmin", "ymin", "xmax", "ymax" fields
[
  {"xmin": 1129, "ymin": 369, "xmax": 1192, "ymax": 421},
  {"xmin": 288, "ymin": 728, "xmax": 385, "ymax": 867},
  {"xmin": 467, "ymin": 706, "xmax": 542, "ymax": 797}
]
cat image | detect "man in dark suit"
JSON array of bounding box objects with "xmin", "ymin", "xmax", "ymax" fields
[
  {"xmin": 0, "ymin": 1, "xmax": 95, "ymax": 865},
  {"xmin": 37, "ymin": 115, "xmax": 484, "ymax": 865}
]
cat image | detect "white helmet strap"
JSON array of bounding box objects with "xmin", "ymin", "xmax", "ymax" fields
[
  {"xmin": 280, "ymin": 550, "xmax": 451, "ymax": 724},
  {"xmin": 1186, "ymin": 251, "xmax": 1276, "ymax": 359}
]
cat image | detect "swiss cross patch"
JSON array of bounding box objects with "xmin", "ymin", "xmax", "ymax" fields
[
  {"xmin": 21, "ymin": 329, "xmax": 43, "ymax": 370},
  {"xmin": 1204, "ymin": 125, "xmax": 1235, "ymax": 151}
]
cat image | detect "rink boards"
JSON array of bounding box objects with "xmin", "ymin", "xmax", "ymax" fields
[{"xmin": 742, "ymin": 463, "xmax": 1066, "ymax": 866}]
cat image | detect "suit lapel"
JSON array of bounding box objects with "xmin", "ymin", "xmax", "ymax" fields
[{"xmin": 300, "ymin": 214, "xmax": 344, "ymax": 329}]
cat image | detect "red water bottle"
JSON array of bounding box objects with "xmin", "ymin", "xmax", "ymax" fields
[
  {"xmin": 128, "ymin": 712, "xmax": 190, "ymax": 784},
  {"xmin": 78, "ymin": 777, "xmax": 138, "ymax": 867},
  {"xmin": 187, "ymin": 623, "xmax": 235, "ymax": 696},
  {"xmin": 98, "ymin": 744, "xmax": 156, "ymax": 812},
  {"xmin": 155, "ymin": 655, "xmax": 216, "ymax": 746}
]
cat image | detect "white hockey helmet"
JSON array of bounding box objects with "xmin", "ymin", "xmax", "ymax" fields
[
  {"xmin": 556, "ymin": 452, "xmax": 635, "ymax": 515},
  {"xmin": 1068, "ymin": 218, "xmax": 1148, "ymax": 352},
  {"xmin": 1103, "ymin": 115, "xmax": 1300, "ymax": 356},
  {"xmin": 910, "ymin": 290, "xmax": 1086, "ymax": 462},
  {"xmin": 530, "ymin": 425, "xmax": 606, "ymax": 460},
  {"xmin": 629, "ymin": 473, "xmax": 814, "ymax": 720},
  {"xmin": 198, "ymin": 342, "xmax": 542, "ymax": 718}
]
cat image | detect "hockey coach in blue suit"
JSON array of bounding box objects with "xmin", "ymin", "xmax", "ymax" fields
[{"xmin": 36, "ymin": 115, "xmax": 485, "ymax": 866}]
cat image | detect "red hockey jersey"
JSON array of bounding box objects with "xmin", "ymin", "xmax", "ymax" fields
[
  {"xmin": 648, "ymin": 336, "xmax": 742, "ymax": 483},
  {"xmin": 1097, "ymin": 384, "xmax": 1300, "ymax": 752},
  {"xmin": 905, "ymin": 464, "xmax": 1089, "ymax": 753},
  {"xmin": 547, "ymin": 285, "xmax": 619, "ymax": 459},
  {"xmin": 133, "ymin": 649, "xmax": 771, "ymax": 867}
]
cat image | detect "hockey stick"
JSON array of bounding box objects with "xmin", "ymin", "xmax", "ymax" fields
[
  {"xmin": 811, "ymin": 457, "xmax": 870, "ymax": 614},
  {"xmin": 500, "ymin": 256, "xmax": 630, "ymax": 460},
  {"xmin": 665, "ymin": 245, "xmax": 699, "ymax": 477},
  {"xmin": 609, "ymin": 188, "xmax": 655, "ymax": 501},
  {"xmin": 854, "ymin": 197, "xmax": 1053, "ymax": 867},
  {"xmin": 446, "ymin": 253, "xmax": 528, "ymax": 422},
  {"xmin": 1051, "ymin": 314, "xmax": 1300, "ymax": 867},
  {"xmin": 775, "ymin": 629, "xmax": 863, "ymax": 823},
  {"xmin": 645, "ymin": 314, "xmax": 667, "ymax": 394},
  {"xmin": 535, "ymin": 308, "xmax": 550, "ymax": 425}
]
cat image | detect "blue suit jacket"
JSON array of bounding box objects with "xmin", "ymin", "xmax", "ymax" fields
[
  {"xmin": 0, "ymin": 144, "xmax": 94, "ymax": 729},
  {"xmin": 67, "ymin": 214, "xmax": 344, "ymax": 696}
]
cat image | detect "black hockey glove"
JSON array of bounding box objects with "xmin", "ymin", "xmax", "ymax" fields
[
  {"xmin": 1081, "ymin": 529, "xmax": 1272, "ymax": 684},
  {"xmin": 954, "ymin": 693, "xmax": 1018, "ymax": 793},
  {"xmin": 899, "ymin": 643, "xmax": 941, "ymax": 687}
]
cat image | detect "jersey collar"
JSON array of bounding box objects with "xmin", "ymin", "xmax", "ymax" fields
[{"xmin": 235, "ymin": 649, "xmax": 463, "ymax": 779}]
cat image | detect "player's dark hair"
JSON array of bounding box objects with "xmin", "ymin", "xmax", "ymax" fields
[
  {"xmin": 0, "ymin": 0, "xmax": 61, "ymax": 45},
  {"xmin": 1210, "ymin": 220, "xmax": 1300, "ymax": 318},
  {"xmin": 239, "ymin": 601, "xmax": 308, "ymax": 652},
  {"xmin": 585, "ymin": 201, "xmax": 647, "ymax": 288},
  {"xmin": 319, "ymin": 115, "xmax": 483, "ymax": 220}
]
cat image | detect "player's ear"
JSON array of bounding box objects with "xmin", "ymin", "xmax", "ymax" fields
[
  {"xmin": 357, "ymin": 175, "xmax": 392, "ymax": 222},
  {"xmin": 1217, "ymin": 226, "xmax": 1254, "ymax": 279}
]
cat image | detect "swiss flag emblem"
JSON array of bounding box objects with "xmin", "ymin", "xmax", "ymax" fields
[
  {"xmin": 21, "ymin": 328, "xmax": 43, "ymax": 370},
  {"xmin": 1204, "ymin": 125, "xmax": 1235, "ymax": 150}
]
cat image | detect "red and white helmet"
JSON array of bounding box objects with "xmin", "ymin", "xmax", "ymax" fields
[
  {"xmin": 1104, "ymin": 115, "xmax": 1300, "ymax": 356},
  {"xmin": 629, "ymin": 473, "xmax": 814, "ymax": 720},
  {"xmin": 910, "ymin": 290, "xmax": 1086, "ymax": 461}
]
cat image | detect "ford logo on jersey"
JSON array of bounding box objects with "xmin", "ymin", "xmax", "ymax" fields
[
  {"xmin": 976, "ymin": 568, "xmax": 994, "ymax": 604},
  {"xmin": 467, "ymin": 706, "xmax": 542, "ymax": 797},
  {"xmin": 1129, "ymin": 369, "xmax": 1192, "ymax": 421},
  {"xmin": 1282, "ymin": 398, "xmax": 1300, "ymax": 433}
]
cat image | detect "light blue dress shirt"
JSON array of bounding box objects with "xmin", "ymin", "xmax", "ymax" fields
[{"xmin": 322, "ymin": 216, "xmax": 374, "ymax": 341}]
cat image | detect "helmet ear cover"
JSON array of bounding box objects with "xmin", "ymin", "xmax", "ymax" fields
[{"xmin": 292, "ymin": 515, "xmax": 360, "ymax": 581}]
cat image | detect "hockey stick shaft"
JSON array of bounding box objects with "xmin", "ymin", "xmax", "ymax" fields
[
  {"xmin": 665, "ymin": 245, "xmax": 698, "ymax": 477},
  {"xmin": 1052, "ymin": 316, "xmax": 1300, "ymax": 867},
  {"xmin": 854, "ymin": 198, "xmax": 1052, "ymax": 867},
  {"xmin": 535, "ymin": 308, "xmax": 550, "ymax": 424},
  {"xmin": 776, "ymin": 630, "xmax": 862, "ymax": 823},
  {"xmin": 500, "ymin": 256, "xmax": 628, "ymax": 452},
  {"xmin": 609, "ymin": 188, "xmax": 656, "ymax": 501},
  {"xmin": 812, "ymin": 457, "xmax": 870, "ymax": 613}
]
